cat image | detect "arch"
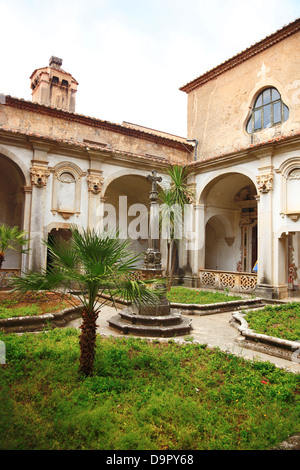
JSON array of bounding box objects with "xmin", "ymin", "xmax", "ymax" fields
[
  {"xmin": 197, "ymin": 170, "xmax": 258, "ymax": 205},
  {"xmin": 102, "ymin": 168, "xmax": 167, "ymax": 197},
  {"xmin": 277, "ymin": 156, "xmax": 300, "ymax": 179},
  {"xmin": 205, "ymin": 215, "xmax": 231, "ymax": 270},
  {"xmin": 0, "ymin": 150, "xmax": 28, "ymax": 269},
  {"xmin": 197, "ymin": 171, "xmax": 258, "ymax": 274},
  {"xmin": 0, "ymin": 146, "xmax": 28, "ymax": 186},
  {"xmin": 205, "ymin": 213, "xmax": 233, "ymax": 238},
  {"xmin": 51, "ymin": 160, "xmax": 85, "ymax": 180},
  {"xmin": 43, "ymin": 222, "xmax": 80, "ymax": 237}
]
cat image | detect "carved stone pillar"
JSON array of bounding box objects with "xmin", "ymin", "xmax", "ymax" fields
[
  {"xmin": 87, "ymin": 169, "xmax": 104, "ymax": 230},
  {"xmin": 190, "ymin": 204, "xmax": 205, "ymax": 276},
  {"xmin": 255, "ymin": 171, "xmax": 275, "ymax": 298},
  {"xmin": 29, "ymin": 159, "xmax": 50, "ymax": 271},
  {"xmin": 21, "ymin": 186, "xmax": 32, "ymax": 272}
]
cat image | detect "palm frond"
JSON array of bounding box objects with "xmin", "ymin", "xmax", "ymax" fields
[
  {"xmin": 0, "ymin": 223, "xmax": 30, "ymax": 253},
  {"xmin": 11, "ymin": 267, "xmax": 66, "ymax": 293}
]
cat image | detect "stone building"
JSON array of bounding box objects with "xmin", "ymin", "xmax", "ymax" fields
[{"xmin": 0, "ymin": 19, "xmax": 299, "ymax": 299}]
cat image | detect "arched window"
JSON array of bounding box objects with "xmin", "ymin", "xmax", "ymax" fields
[{"xmin": 246, "ymin": 87, "xmax": 289, "ymax": 134}]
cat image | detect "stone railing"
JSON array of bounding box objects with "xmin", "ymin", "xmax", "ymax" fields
[
  {"xmin": 199, "ymin": 269, "xmax": 257, "ymax": 293},
  {"xmin": 0, "ymin": 269, "xmax": 21, "ymax": 289}
]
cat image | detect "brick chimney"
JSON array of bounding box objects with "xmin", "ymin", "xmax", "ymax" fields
[{"xmin": 30, "ymin": 57, "xmax": 78, "ymax": 112}]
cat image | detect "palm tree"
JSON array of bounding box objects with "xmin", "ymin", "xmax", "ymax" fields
[
  {"xmin": 12, "ymin": 226, "xmax": 163, "ymax": 376},
  {"xmin": 0, "ymin": 224, "xmax": 30, "ymax": 269},
  {"xmin": 159, "ymin": 165, "xmax": 194, "ymax": 290}
]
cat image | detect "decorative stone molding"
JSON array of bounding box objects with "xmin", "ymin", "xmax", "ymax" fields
[
  {"xmin": 199, "ymin": 269, "xmax": 257, "ymax": 293},
  {"xmin": 256, "ymin": 173, "xmax": 273, "ymax": 193},
  {"xmin": 30, "ymin": 166, "xmax": 50, "ymax": 187},
  {"xmin": 225, "ymin": 237, "xmax": 235, "ymax": 247},
  {"xmin": 87, "ymin": 170, "xmax": 104, "ymax": 194},
  {"xmin": 22, "ymin": 185, "xmax": 32, "ymax": 194},
  {"xmin": 276, "ymin": 159, "xmax": 300, "ymax": 219},
  {"xmin": 50, "ymin": 162, "xmax": 86, "ymax": 218}
]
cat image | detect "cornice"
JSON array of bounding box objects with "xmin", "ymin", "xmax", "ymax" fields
[
  {"xmin": 3, "ymin": 96, "xmax": 194, "ymax": 154},
  {"xmin": 186, "ymin": 131, "xmax": 300, "ymax": 171},
  {"xmin": 1, "ymin": 124, "xmax": 299, "ymax": 172},
  {"xmin": 0, "ymin": 126, "xmax": 175, "ymax": 170}
]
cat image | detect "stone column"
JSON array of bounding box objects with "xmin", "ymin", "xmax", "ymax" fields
[
  {"xmin": 143, "ymin": 170, "xmax": 163, "ymax": 274},
  {"xmin": 182, "ymin": 203, "xmax": 205, "ymax": 286},
  {"xmin": 28, "ymin": 162, "xmax": 50, "ymax": 271},
  {"xmin": 255, "ymin": 170, "xmax": 275, "ymax": 298},
  {"xmin": 273, "ymin": 233, "xmax": 289, "ymax": 298},
  {"xmin": 191, "ymin": 203, "xmax": 206, "ymax": 275},
  {"xmin": 87, "ymin": 169, "xmax": 104, "ymax": 231},
  {"xmin": 21, "ymin": 185, "xmax": 32, "ymax": 272}
]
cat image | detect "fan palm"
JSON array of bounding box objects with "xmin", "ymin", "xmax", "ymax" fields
[
  {"xmin": 159, "ymin": 165, "xmax": 194, "ymax": 290},
  {"xmin": 12, "ymin": 226, "xmax": 163, "ymax": 376},
  {"xmin": 0, "ymin": 223, "xmax": 30, "ymax": 269}
]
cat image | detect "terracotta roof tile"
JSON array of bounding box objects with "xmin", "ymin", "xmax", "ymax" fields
[{"xmin": 2, "ymin": 96, "xmax": 194, "ymax": 153}]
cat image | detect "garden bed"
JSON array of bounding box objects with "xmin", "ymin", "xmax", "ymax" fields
[
  {"xmin": 0, "ymin": 291, "xmax": 82, "ymax": 333},
  {"xmin": 100, "ymin": 287, "xmax": 265, "ymax": 315},
  {"xmin": 231, "ymin": 303, "xmax": 300, "ymax": 362}
]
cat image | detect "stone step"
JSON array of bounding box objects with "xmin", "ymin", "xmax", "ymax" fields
[
  {"xmin": 173, "ymin": 298, "xmax": 267, "ymax": 316},
  {"xmin": 108, "ymin": 314, "xmax": 192, "ymax": 337},
  {"xmin": 119, "ymin": 309, "xmax": 183, "ymax": 326}
]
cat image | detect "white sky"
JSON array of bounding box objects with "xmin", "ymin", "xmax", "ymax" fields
[{"xmin": 0, "ymin": 0, "xmax": 299, "ymax": 137}]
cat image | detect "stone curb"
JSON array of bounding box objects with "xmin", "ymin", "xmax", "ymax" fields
[
  {"xmin": 0, "ymin": 306, "xmax": 83, "ymax": 333},
  {"xmin": 232, "ymin": 311, "xmax": 300, "ymax": 362},
  {"xmin": 100, "ymin": 294, "xmax": 268, "ymax": 314},
  {"xmin": 170, "ymin": 298, "xmax": 265, "ymax": 315}
]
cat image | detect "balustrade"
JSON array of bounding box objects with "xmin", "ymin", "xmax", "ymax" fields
[{"xmin": 199, "ymin": 268, "xmax": 257, "ymax": 293}]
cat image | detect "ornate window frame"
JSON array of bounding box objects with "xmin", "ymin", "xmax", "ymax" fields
[
  {"xmin": 50, "ymin": 162, "xmax": 86, "ymax": 219},
  {"xmin": 276, "ymin": 157, "xmax": 300, "ymax": 221}
]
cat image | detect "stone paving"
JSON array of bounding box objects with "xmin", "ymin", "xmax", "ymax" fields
[{"xmin": 66, "ymin": 302, "xmax": 300, "ymax": 374}]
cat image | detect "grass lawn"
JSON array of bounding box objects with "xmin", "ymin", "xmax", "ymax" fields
[
  {"xmin": 245, "ymin": 302, "xmax": 300, "ymax": 342},
  {"xmin": 0, "ymin": 328, "xmax": 299, "ymax": 450},
  {"xmin": 0, "ymin": 291, "xmax": 78, "ymax": 319},
  {"xmin": 167, "ymin": 286, "xmax": 242, "ymax": 304}
]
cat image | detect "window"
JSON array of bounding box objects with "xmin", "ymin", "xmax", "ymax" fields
[{"xmin": 246, "ymin": 87, "xmax": 289, "ymax": 134}]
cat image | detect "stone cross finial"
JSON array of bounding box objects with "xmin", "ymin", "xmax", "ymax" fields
[{"xmin": 147, "ymin": 170, "xmax": 162, "ymax": 200}]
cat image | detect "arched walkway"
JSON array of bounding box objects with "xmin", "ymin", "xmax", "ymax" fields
[
  {"xmin": 196, "ymin": 172, "xmax": 258, "ymax": 293},
  {"xmin": 0, "ymin": 153, "xmax": 26, "ymax": 269},
  {"xmin": 103, "ymin": 174, "xmax": 155, "ymax": 267}
]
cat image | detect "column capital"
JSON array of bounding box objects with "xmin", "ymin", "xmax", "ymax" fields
[
  {"xmin": 30, "ymin": 166, "xmax": 50, "ymax": 187},
  {"xmin": 87, "ymin": 169, "xmax": 104, "ymax": 194},
  {"xmin": 256, "ymin": 173, "xmax": 274, "ymax": 193}
]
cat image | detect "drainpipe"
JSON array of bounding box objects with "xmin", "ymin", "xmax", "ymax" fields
[{"xmin": 187, "ymin": 139, "xmax": 198, "ymax": 161}]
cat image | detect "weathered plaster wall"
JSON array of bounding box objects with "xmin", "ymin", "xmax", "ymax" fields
[
  {"xmin": 187, "ymin": 32, "xmax": 300, "ymax": 160},
  {"xmin": 0, "ymin": 102, "xmax": 192, "ymax": 163}
]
